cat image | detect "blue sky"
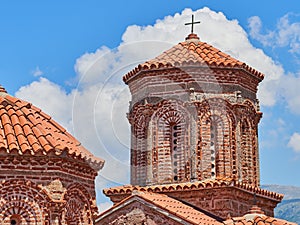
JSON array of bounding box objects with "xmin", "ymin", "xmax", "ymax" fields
[{"xmin": 1, "ymin": 1, "xmax": 300, "ymax": 211}]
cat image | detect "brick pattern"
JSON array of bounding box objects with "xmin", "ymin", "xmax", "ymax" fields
[
  {"xmin": 0, "ymin": 154, "xmax": 98, "ymax": 224},
  {"xmin": 113, "ymin": 34, "xmax": 286, "ymax": 222},
  {"xmin": 126, "ymin": 36, "xmax": 263, "ymax": 188},
  {"xmin": 103, "ymin": 178, "xmax": 283, "ymax": 219},
  {"xmin": 0, "ymin": 90, "xmax": 104, "ymax": 170},
  {"xmin": 0, "ymin": 88, "xmax": 101, "ymax": 224},
  {"xmin": 98, "ymin": 200, "xmax": 183, "ymax": 225},
  {"xmin": 128, "ymin": 96, "xmax": 261, "ymax": 187},
  {"xmin": 0, "ymin": 179, "xmax": 50, "ymax": 224},
  {"xmin": 97, "ymin": 192, "xmax": 223, "ymax": 225},
  {"xmin": 99, "ymin": 190, "xmax": 293, "ymax": 225}
]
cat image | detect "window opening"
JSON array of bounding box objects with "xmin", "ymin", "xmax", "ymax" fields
[
  {"xmin": 210, "ymin": 124, "xmax": 217, "ymax": 178},
  {"xmin": 171, "ymin": 124, "xmax": 180, "ymax": 181}
]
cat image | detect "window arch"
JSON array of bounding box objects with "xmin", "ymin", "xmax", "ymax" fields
[
  {"xmin": 239, "ymin": 119, "xmax": 254, "ymax": 184},
  {"xmin": 0, "ymin": 179, "xmax": 50, "ymax": 224},
  {"xmin": 196, "ymin": 98, "xmax": 235, "ymax": 181},
  {"xmin": 149, "ymin": 101, "xmax": 190, "ymax": 184},
  {"xmin": 207, "ymin": 116, "xmax": 225, "ymax": 179},
  {"xmin": 64, "ymin": 183, "xmax": 93, "ymax": 225}
]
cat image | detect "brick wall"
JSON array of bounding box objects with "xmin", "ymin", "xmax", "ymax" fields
[
  {"xmin": 128, "ymin": 96, "xmax": 261, "ymax": 187},
  {"xmin": 105, "ymin": 185, "xmax": 281, "ymax": 220},
  {"xmin": 0, "ymin": 154, "xmax": 98, "ymax": 225}
]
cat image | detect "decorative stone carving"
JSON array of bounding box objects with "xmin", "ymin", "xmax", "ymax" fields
[
  {"xmin": 112, "ymin": 208, "xmax": 156, "ymax": 225},
  {"xmin": 44, "ymin": 179, "xmax": 66, "ymax": 201}
]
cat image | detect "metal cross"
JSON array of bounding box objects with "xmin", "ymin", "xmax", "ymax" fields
[{"xmin": 185, "ymin": 15, "xmax": 201, "ymax": 34}]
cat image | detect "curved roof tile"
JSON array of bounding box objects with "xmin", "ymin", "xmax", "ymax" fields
[
  {"xmin": 123, "ymin": 34, "xmax": 264, "ymax": 84},
  {"xmin": 0, "ymin": 86, "xmax": 104, "ymax": 171},
  {"xmin": 103, "ymin": 178, "xmax": 283, "ymax": 202},
  {"xmin": 224, "ymin": 206, "xmax": 297, "ymax": 225},
  {"xmin": 97, "ymin": 191, "xmax": 223, "ymax": 225}
]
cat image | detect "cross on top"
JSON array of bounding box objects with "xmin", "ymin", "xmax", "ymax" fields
[{"xmin": 185, "ymin": 15, "xmax": 201, "ymax": 34}]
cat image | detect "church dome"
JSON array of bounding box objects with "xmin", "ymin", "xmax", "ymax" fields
[
  {"xmin": 0, "ymin": 85, "xmax": 104, "ymax": 170},
  {"xmin": 123, "ymin": 33, "xmax": 264, "ymax": 84}
]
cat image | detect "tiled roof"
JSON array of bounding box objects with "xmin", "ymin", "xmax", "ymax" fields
[
  {"xmin": 98, "ymin": 191, "xmax": 295, "ymax": 225},
  {"xmin": 97, "ymin": 191, "xmax": 223, "ymax": 225},
  {"xmin": 224, "ymin": 206, "xmax": 297, "ymax": 225},
  {"xmin": 123, "ymin": 33, "xmax": 264, "ymax": 84},
  {"xmin": 0, "ymin": 86, "xmax": 104, "ymax": 170},
  {"xmin": 103, "ymin": 178, "xmax": 283, "ymax": 201}
]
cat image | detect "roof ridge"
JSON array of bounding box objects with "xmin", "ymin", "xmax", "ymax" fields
[{"xmin": 103, "ymin": 179, "xmax": 283, "ymax": 202}]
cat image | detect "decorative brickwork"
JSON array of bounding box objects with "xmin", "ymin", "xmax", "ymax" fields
[
  {"xmin": 104, "ymin": 178, "xmax": 283, "ymax": 219},
  {"xmin": 125, "ymin": 33, "xmax": 264, "ymax": 188},
  {"xmin": 0, "ymin": 86, "xmax": 104, "ymax": 224},
  {"xmin": 0, "ymin": 154, "xmax": 99, "ymax": 224},
  {"xmin": 101, "ymin": 33, "xmax": 285, "ymax": 223},
  {"xmin": 128, "ymin": 93, "xmax": 261, "ymax": 187},
  {"xmin": 97, "ymin": 192, "xmax": 223, "ymax": 225}
]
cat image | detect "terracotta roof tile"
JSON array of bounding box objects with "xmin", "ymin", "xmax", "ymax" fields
[
  {"xmin": 224, "ymin": 206, "xmax": 297, "ymax": 225},
  {"xmin": 0, "ymin": 88, "xmax": 104, "ymax": 170},
  {"xmin": 98, "ymin": 191, "xmax": 222, "ymax": 225},
  {"xmin": 103, "ymin": 178, "xmax": 283, "ymax": 201},
  {"xmin": 123, "ymin": 35, "xmax": 264, "ymax": 84}
]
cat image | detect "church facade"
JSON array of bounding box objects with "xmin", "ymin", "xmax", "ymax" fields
[
  {"xmin": 96, "ymin": 32, "xmax": 295, "ymax": 224},
  {"xmin": 0, "ymin": 19, "xmax": 296, "ymax": 225}
]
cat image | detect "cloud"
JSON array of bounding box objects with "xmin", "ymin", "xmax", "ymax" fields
[
  {"xmin": 279, "ymin": 72, "xmax": 300, "ymax": 114},
  {"xmin": 248, "ymin": 13, "xmax": 300, "ymax": 54},
  {"xmin": 288, "ymin": 132, "xmax": 300, "ymax": 153},
  {"xmin": 15, "ymin": 7, "xmax": 294, "ymax": 204},
  {"xmin": 120, "ymin": 7, "xmax": 285, "ymax": 107},
  {"xmin": 248, "ymin": 16, "xmax": 275, "ymax": 47},
  {"xmin": 31, "ymin": 66, "xmax": 44, "ymax": 77},
  {"xmin": 248, "ymin": 14, "xmax": 300, "ymax": 112}
]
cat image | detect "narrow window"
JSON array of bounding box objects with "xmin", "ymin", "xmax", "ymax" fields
[
  {"xmin": 210, "ymin": 124, "xmax": 217, "ymax": 178},
  {"xmin": 171, "ymin": 124, "xmax": 180, "ymax": 181}
]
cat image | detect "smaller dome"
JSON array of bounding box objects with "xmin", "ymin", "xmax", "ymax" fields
[{"xmin": 0, "ymin": 90, "xmax": 104, "ymax": 171}]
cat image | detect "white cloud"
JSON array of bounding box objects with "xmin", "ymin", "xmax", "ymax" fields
[
  {"xmin": 279, "ymin": 72, "xmax": 300, "ymax": 114},
  {"xmin": 248, "ymin": 16, "xmax": 275, "ymax": 47},
  {"xmin": 248, "ymin": 13, "xmax": 300, "ymax": 54},
  {"xmin": 31, "ymin": 66, "xmax": 44, "ymax": 77},
  {"xmin": 288, "ymin": 132, "xmax": 300, "ymax": 153},
  {"xmin": 15, "ymin": 7, "xmax": 295, "ymax": 205},
  {"xmin": 248, "ymin": 14, "xmax": 300, "ymax": 111},
  {"xmin": 120, "ymin": 7, "xmax": 285, "ymax": 107}
]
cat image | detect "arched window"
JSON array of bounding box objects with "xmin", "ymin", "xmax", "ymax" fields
[
  {"xmin": 149, "ymin": 102, "xmax": 189, "ymax": 184},
  {"xmin": 240, "ymin": 119, "xmax": 253, "ymax": 184},
  {"xmin": 199, "ymin": 113, "xmax": 231, "ymax": 180}
]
